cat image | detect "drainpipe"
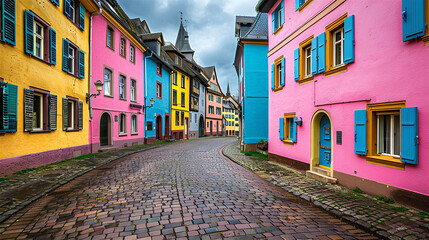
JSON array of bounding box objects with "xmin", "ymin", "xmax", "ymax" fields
[
  {"xmin": 144, "ymin": 51, "xmax": 153, "ymax": 143},
  {"xmin": 89, "ymin": 6, "xmax": 102, "ymax": 153}
]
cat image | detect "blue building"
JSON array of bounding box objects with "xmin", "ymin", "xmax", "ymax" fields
[{"xmin": 233, "ymin": 13, "xmax": 269, "ymax": 150}]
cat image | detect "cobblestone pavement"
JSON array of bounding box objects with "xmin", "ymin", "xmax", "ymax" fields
[
  {"xmin": 223, "ymin": 141, "xmax": 429, "ymax": 240},
  {"xmin": 0, "ymin": 138, "xmax": 377, "ymax": 240}
]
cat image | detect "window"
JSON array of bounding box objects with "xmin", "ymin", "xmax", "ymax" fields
[
  {"xmin": 216, "ymin": 107, "xmax": 221, "ymax": 115},
  {"xmin": 181, "ymin": 76, "xmax": 185, "ymax": 88},
  {"xmin": 34, "ymin": 22, "xmax": 44, "ymax": 59},
  {"xmin": 208, "ymin": 94, "xmax": 213, "ymax": 101},
  {"xmin": 62, "ymin": 39, "xmax": 85, "ymax": 78},
  {"xmin": 106, "ymin": 26, "xmax": 114, "ymax": 49},
  {"xmin": 272, "ymin": 57, "xmax": 284, "ymax": 90},
  {"xmin": 120, "ymin": 38, "xmax": 126, "ymax": 57},
  {"xmin": 175, "ymin": 111, "xmax": 179, "ymax": 126},
  {"xmin": 181, "ymin": 112, "xmax": 184, "ymax": 126},
  {"xmin": 295, "ymin": 35, "xmax": 314, "ymax": 83},
  {"xmin": 119, "ymin": 75, "xmax": 126, "ymax": 99},
  {"xmin": 62, "ymin": 97, "xmax": 82, "ymax": 131},
  {"xmin": 147, "ymin": 121, "xmax": 153, "ymax": 131},
  {"xmin": 216, "ymin": 96, "xmax": 221, "ymax": 103},
  {"xmin": 24, "ymin": 11, "xmax": 56, "ymax": 64},
  {"xmin": 333, "ymin": 28, "xmax": 344, "ymax": 67},
  {"xmin": 181, "ymin": 92, "xmax": 185, "ymax": 107},
  {"xmin": 156, "ymin": 81, "xmax": 162, "ymax": 99},
  {"xmin": 271, "ymin": 1, "xmax": 284, "ymax": 34},
  {"xmin": 279, "ymin": 113, "xmax": 297, "ymax": 144},
  {"xmin": 304, "ymin": 46, "xmax": 312, "ymax": 77},
  {"xmin": 119, "ymin": 113, "xmax": 126, "ymax": 135},
  {"xmin": 156, "ymin": 64, "xmax": 162, "ymax": 77},
  {"xmin": 210, "ymin": 83, "xmax": 218, "ymax": 91},
  {"xmin": 68, "ymin": 45, "xmax": 75, "ymax": 74},
  {"xmin": 1, "ymin": 0, "xmax": 16, "ymax": 46},
  {"xmin": 173, "ymin": 90, "xmax": 177, "ymax": 106},
  {"xmin": 377, "ymin": 113, "xmax": 400, "ymax": 157},
  {"xmin": 33, "ymin": 93, "xmax": 43, "ymax": 130},
  {"xmin": 190, "ymin": 113, "xmax": 192, "ymax": 122},
  {"xmin": 104, "ymin": 68, "xmax": 113, "ymax": 96},
  {"xmin": 130, "ymin": 79, "xmax": 136, "ymax": 101},
  {"xmin": 296, "ymin": 0, "xmax": 313, "ymax": 12},
  {"xmin": 64, "ymin": 0, "xmax": 84, "ymax": 30},
  {"xmin": 173, "ymin": 72, "xmax": 177, "ymax": 85},
  {"xmin": 0, "ymin": 82, "xmax": 18, "ymax": 133},
  {"xmin": 156, "ymin": 42, "xmax": 160, "ymax": 55},
  {"xmin": 23, "ymin": 88, "xmax": 58, "ymax": 132},
  {"xmin": 66, "ymin": 99, "xmax": 75, "ymax": 130},
  {"xmin": 209, "ymin": 106, "xmax": 214, "ymax": 114},
  {"xmin": 131, "ymin": 115, "xmax": 137, "ymax": 134},
  {"xmin": 130, "ymin": 45, "xmax": 135, "ymax": 63}
]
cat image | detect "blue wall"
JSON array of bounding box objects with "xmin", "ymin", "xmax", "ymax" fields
[
  {"xmin": 145, "ymin": 58, "xmax": 170, "ymax": 138},
  {"xmin": 243, "ymin": 44, "xmax": 268, "ymax": 144}
]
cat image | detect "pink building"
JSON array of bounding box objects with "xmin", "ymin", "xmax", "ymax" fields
[
  {"xmin": 203, "ymin": 67, "xmax": 223, "ymax": 136},
  {"xmin": 257, "ymin": 0, "xmax": 429, "ymax": 209},
  {"xmin": 89, "ymin": 1, "xmax": 146, "ymax": 152}
]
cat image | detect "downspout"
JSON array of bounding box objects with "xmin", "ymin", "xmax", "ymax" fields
[
  {"xmin": 89, "ymin": 6, "xmax": 102, "ymax": 153},
  {"xmin": 144, "ymin": 51, "xmax": 153, "ymax": 142}
]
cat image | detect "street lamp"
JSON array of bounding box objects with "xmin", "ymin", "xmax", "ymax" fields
[
  {"xmin": 143, "ymin": 98, "xmax": 155, "ymax": 111},
  {"xmin": 86, "ymin": 80, "xmax": 104, "ymax": 103}
]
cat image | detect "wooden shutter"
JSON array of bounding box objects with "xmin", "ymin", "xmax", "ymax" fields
[
  {"xmin": 1, "ymin": 82, "xmax": 17, "ymax": 132},
  {"xmin": 294, "ymin": 48, "xmax": 299, "ymax": 81},
  {"xmin": 295, "ymin": 0, "xmax": 300, "ymax": 11},
  {"xmin": 291, "ymin": 117, "xmax": 297, "ymax": 143},
  {"xmin": 24, "ymin": 10, "xmax": 34, "ymax": 55},
  {"xmin": 279, "ymin": 1, "xmax": 284, "ymax": 25},
  {"xmin": 279, "ymin": 117, "xmax": 284, "ymax": 141},
  {"xmin": 78, "ymin": 49, "xmax": 85, "ymax": 78},
  {"xmin": 401, "ymin": 107, "xmax": 418, "ymax": 164},
  {"xmin": 354, "ymin": 110, "xmax": 367, "ymax": 155},
  {"xmin": 2, "ymin": 0, "xmax": 16, "ymax": 45},
  {"xmin": 344, "ymin": 15, "xmax": 355, "ymax": 64},
  {"xmin": 64, "ymin": 0, "xmax": 71, "ymax": 17},
  {"xmin": 271, "ymin": 64, "xmax": 275, "ymax": 90},
  {"xmin": 317, "ymin": 32, "xmax": 326, "ymax": 73},
  {"xmin": 311, "ymin": 36, "xmax": 318, "ymax": 75},
  {"xmin": 280, "ymin": 58, "xmax": 285, "ymax": 86},
  {"xmin": 79, "ymin": 3, "xmax": 85, "ymax": 30},
  {"xmin": 49, "ymin": 94, "xmax": 57, "ymax": 130},
  {"xmin": 50, "ymin": 28, "xmax": 57, "ymax": 65},
  {"xmin": 402, "ymin": 0, "xmax": 426, "ymax": 41},
  {"xmin": 24, "ymin": 88, "xmax": 34, "ymax": 132},
  {"xmin": 78, "ymin": 101, "xmax": 83, "ymax": 130},
  {"xmin": 62, "ymin": 39, "xmax": 69, "ymax": 72},
  {"xmin": 271, "ymin": 12, "xmax": 275, "ymax": 34},
  {"xmin": 50, "ymin": 0, "xmax": 59, "ymax": 6},
  {"xmin": 62, "ymin": 98, "xmax": 68, "ymax": 130}
]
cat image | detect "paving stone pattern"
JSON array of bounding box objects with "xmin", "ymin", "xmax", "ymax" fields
[
  {"xmin": 0, "ymin": 138, "xmax": 377, "ymax": 239},
  {"xmin": 223, "ymin": 141, "xmax": 429, "ymax": 240}
]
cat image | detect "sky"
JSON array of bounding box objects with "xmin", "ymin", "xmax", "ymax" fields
[{"xmin": 117, "ymin": 0, "xmax": 261, "ymax": 97}]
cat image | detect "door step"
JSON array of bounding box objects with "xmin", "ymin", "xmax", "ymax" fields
[
  {"xmin": 313, "ymin": 166, "xmax": 330, "ymax": 175},
  {"xmin": 306, "ymin": 168, "xmax": 337, "ymax": 184},
  {"xmin": 98, "ymin": 146, "xmax": 117, "ymax": 152}
]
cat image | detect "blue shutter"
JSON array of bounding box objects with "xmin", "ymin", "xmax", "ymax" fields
[
  {"xmin": 317, "ymin": 32, "xmax": 326, "ymax": 73},
  {"xmin": 24, "ymin": 10, "xmax": 34, "ymax": 55},
  {"xmin": 79, "ymin": 3, "xmax": 85, "ymax": 30},
  {"xmin": 354, "ymin": 110, "xmax": 367, "ymax": 155},
  {"xmin": 50, "ymin": 0, "xmax": 59, "ymax": 6},
  {"xmin": 401, "ymin": 107, "xmax": 418, "ymax": 164},
  {"xmin": 344, "ymin": 15, "xmax": 355, "ymax": 64},
  {"xmin": 295, "ymin": 0, "xmax": 300, "ymax": 11},
  {"xmin": 50, "ymin": 28, "xmax": 56, "ymax": 65},
  {"xmin": 271, "ymin": 64, "xmax": 275, "ymax": 90},
  {"xmin": 78, "ymin": 49, "xmax": 85, "ymax": 78},
  {"xmin": 290, "ymin": 117, "xmax": 297, "ymax": 143},
  {"xmin": 280, "ymin": 1, "xmax": 284, "ymax": 25},
  {"xmin": 279, "ymin": 118, "xmax": 284, "ymax": 141},
  {"xmin": 294, "ymin": 48, "xmax": 299, "ymax": 81},
  {"xmin": 0, "ymin": 82, "xmax": 17, "ymax": 132},
  {"xmin": 280, "ymin": 58, "xmax": 285, "ymax": 86},
  {"xmin": 311, "ymin": 36, "xmax": 318, "ymax": 75},
  {"xmin": 271, "ymin": 13, "xmax": 275, "ymax": 34},
  {"xmin": 2, "ymin": 0, "xmax": 16, "ymax": 45},
  {"xmin": 402, "ymin": 0, "xmax": 426, "ymax": 41},
  {"xmin": 64, "ymin": 0, "xmax": 71, "ymax": 17},
  {"xmin": 62, "ymin": 39, "xmax": 69, "ymax": 72}
]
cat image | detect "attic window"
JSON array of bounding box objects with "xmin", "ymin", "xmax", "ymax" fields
[{"xmin": 185, "ymin": 36, "xmax": 189, "ymax": 40}]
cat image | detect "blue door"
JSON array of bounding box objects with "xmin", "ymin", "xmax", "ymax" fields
[{"xmin": 319, "ymin": 115, "xmax": 331, "ymax": 167}]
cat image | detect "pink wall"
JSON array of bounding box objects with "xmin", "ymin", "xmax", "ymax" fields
[
  {"xmin": 90, "ymin": 14, "xmax": 145, "ymax": 149},
  {"xmin": 206, "ymin": 72, "xmax": 223, "ymax": 134},
  {"xmin": 268, "ymin": 0, "xmax": 429, "ymax": 195}
]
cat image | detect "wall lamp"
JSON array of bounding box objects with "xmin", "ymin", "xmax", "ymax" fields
[
  {"xmin": 86, "ymin": 80, "xmax": 104, "ymax": 103},
  {"xmin": 295, "ymin": 117, "xmax": 303, "ymax": 126},
  {"xmin": 143, "ymin": 98, "xmax": 155, "ymax": 111}
]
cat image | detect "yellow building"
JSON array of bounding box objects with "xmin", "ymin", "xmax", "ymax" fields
[
  {"xmin": 164, "ymin": 44, "xmax": 190, "ymax": 140},
  {"xmin": 223, "ymin": 84, "xmax": 240, "ymax": 136},
  {"xmin": 0, "ymin": 0, "xmax": 100, "ymax": 177}
]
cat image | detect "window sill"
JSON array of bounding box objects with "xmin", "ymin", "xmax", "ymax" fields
[
  {"xmin": 104, "ymin": 94, "xmax": 114, "ymax": 98},
  {"xmin": 297, "ymin": 0, "xmax": 313, "ymax": 12},
  {"xmin": 119, "ymin": 98, "xmax": 127, "ymax": 101},
  {"xmin": 273, "ymin": 86, "xmax": 284, "ymax": 93},
  {"xmin": 119, "ymin": 133, "xmax": 127, "ymax": 137},
  {"xmin": 64, "ymin": 70, "xmax": 81, "ymax": 79},
  {"xmin": 298, "ymin": 75, "xmax": 314, "ymax": 85},
  {"xmin": 366, "ymin": 155, "xmax": 405, "ymax": 170},
  {"xmin": 131, "ymin": 132, "xmax": 138, "ymax": 135},
  {"xmin": 29, "ymin": 130, "xmax": 51, "ymax": 134},
  {"xmin": 156, "ymin": 96, "xmax": 162, "ymax": 100},
  {"xmin": 282, "ymin": 140, "xmax": 294, "ymax": 146},
  {"xmin": 273, "ymin": 25, "xmax": 283, "ymax": 36},
  {"xmin": 106, "ymin": 45, "xmax": 115, "ymax": 51},
  {"xmin": 29, "ymin": 54, "xmax": 53, "ymax": 66},
  {"xmin": 65, "ymin": 129, "xmax": 80, "ymax": 132},
  {"xmin": 325, "ymin": 64, "xmax": 347, "ymax": 77}
]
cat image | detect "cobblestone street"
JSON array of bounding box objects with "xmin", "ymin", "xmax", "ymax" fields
[{"xmin": 0, "ymin": 138, "xmax": 376, "ymax": 240}]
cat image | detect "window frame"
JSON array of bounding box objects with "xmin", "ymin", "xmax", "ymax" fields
[
  {"xmin": 119, "ymin": 37, "xmax": 126, "ymax": 58},
  {"xmin": 130, "ymin": 78, "xmax": 137, "ymax": 102},
  {"xmin": 175, "ymin": 111, "xmax": 180, "ymax": 126},
  {"xmin": 181, "ymin": 111, "xmax": 184, "ymax": 126},
  {"xmin": 272, "ymin": 1, "xmax": 284, "ymax": 34},
  {"xmin": 173, "ymin": 72, "xmax": 177, "ymax": 85},
  {"xmin": 32, "ymin": 93, "xmax": 44, "ymax": 131},
  {"xmin": 119, "ymin": 113, "xmax": 127, "ymax": 136},
  {"xmin": 181, "ymin": 92, "xmax": 185, "ymax": 107},
  {"xmin": 129, "ymin": 45, "xmax": 135, "ymax": 63},
  {"xmin": 298, "ymin": 35, "xmax": 314, "ymax": 83},
  {"xmin": 283, "ymin": 112, "xmax": 296, "ymax": 145},
  {"xmin": 28, "ymin": 13, "xmax": 52, "ymax": 64},
  {"xmin": 64, "ymin": 96, "xmax": 79, "ymax": 132},
  {"xmin": 156, "ymin": 63, "xmax": 162, "ymax": 77},
  {"xmin": 34, "ymin": 21, "xmax": 44, "ymax": 59},
  {"xmin": 106, "ymin": 25, "xmax": 115, "ymax": 51},
  {"xmin": 103, "ymin": 66, "xmax": 113, "ymax": 97},
  {"xmin": 156, "ymin": 81, "xmax": 162, "ymax": 99},
  {"xmin": 66, "ymin": 99, "xmax": 75, "ymax": 131},
  {"xmin": 119, "ymin": 74, "xmax": 127, "ymax": 100},
  {"xmin": 273, "ymin": 57, "xmax": 282, "ymax": 90},
  {"xmin": 181, "ymin": 75, "xmax": 185, "ymax": 88},
  {"xmin": 325, "ymin": 14, "xmax": 348, "ymax": 76},
  {"xmin": 64, "ymin": 40, "xmax": 80, "ymax": 77},
  {"xmin": 131, "ymin": 114, "xmax": 138, "ymax": 134},
  {"xmin": 332, "ymin": 28, "xmax": 344, "ymax": 68},
  {"xmin": 376, "ymin": 112, "xmax": 400, "ymax": 157},
  {"xmin": 173, "ymin": 89, "xmax": 177, "ymax": 106},
  {"xmin": 297, "ymin": 0, "xmax": 314, "ymax": 12}
]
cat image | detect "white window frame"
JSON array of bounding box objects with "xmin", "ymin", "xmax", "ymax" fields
[
  {"xmin": 131, "ymin": 115, "xmax": 138, "ymax": 134},
  {"xmin": 304, "ymin": 45, "xmax": 312, "ymax": 77},
  {"xmin": 130, "ymin": 79, "xmax": 136, "ymax": 101},
  {"xmin": 120, "ymin": 38, "xmax": 126, "ymax": 57},
  {"xmin": 130, "ymin": 45, "xmax": 135, "ymax": 63},
  {"xmin": 119, "ymin": 75, "xmax": 126, "ymax": 99},
  {"xmin": 104, "ymin": 68, "xmax": 112, "ymax": 96},
  {"xmin": 67, "ymin": 100, "xmax": 75, "ymax": 131},
  {"xmin": 70, "ymin": 0, "xmax": 76, "ymax": 23},
  {"xmin": 119, "ymin": 113, "xmax": 127, "ymax": 134},
  {"xmin": 33, "ymin": 93, "xmax": 44, "ymax": 131},
  {"xmin": 156, "ymin": 83, "xmax": 161, "ymax": 98},
  {"xmin": 333, "ymin": 28, "xmax": 344, "ymax": 67},
  {"xmin": 181, "ymin": 76, "xmax": 185, "ymax": 88},
  {"xmin": 68, "ymin": 46, "xmax": 75, "ymax": 74},
  {"xmin": 376, "ymin": 112, "xmax": 400, "ymax": 157},
  {"xmin": 34, "ymin": 22, "xmax": 44, "ymax": 59}
]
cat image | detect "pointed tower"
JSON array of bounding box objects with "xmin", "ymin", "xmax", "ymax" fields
[
  {"xmin": 226, "ymin": 81, "xmax": 231, "ymax": 98},
  {"xmin": 175, "ymin": 15, "xmax": 195, "ymax": 61}
]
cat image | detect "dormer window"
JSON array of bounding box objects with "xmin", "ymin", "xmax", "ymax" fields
[{"xmin": 157, "ymin": 42, "xmax": 160, "ymax": 55}]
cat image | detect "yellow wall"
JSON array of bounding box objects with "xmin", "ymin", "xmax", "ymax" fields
[
  {"xmin": 0, "ymin": 0, "xmax": 94, "ymax": 159},
  {"xmin": 171, "ymin": 69, "xmax": 190, "ymax": 132},
  {"xmin": 223, "ymin": 108, "xmax": 239, "ymax": 134}
]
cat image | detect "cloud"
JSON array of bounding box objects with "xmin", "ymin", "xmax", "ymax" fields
[{"xmin": 117, "ymin": 0, "xmax": 260, "ymax": 97}]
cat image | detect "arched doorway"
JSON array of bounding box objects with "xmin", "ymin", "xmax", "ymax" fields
[
  {"xmin": 311, "ymin": 110, "xmax": 333, "ymax": 175},
  {"xmin": 100, "ymin": 112, "xmax": 111, "ymax": 146},
  {"xmin": 156, "ymin": 115, "xmax": 162, "ymax": 140},
  {"xmin": 165, "ymin": 115, "xmax": 170, "ymax": 139},
  {"xmin": 199, "ymin": 116, "xmax": 204, "ymax": 137}
]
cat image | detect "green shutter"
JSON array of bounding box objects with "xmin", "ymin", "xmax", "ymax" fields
[
  {"xmin": 62, "ymin": 39, "xmax": 69, "ymax": 72},
  {"xmin": 279, "ymin": 117, "xmax": 284, "ymax": 141},
  {"xmin": 24, "ymin": 10, "xmax": 34, "ymax": 55},
  {"xmin": 62, "ymin": 97, "xmax": 68, "ymax": 130},
  {"xmin": 64, "ymin": 0, "xmax": 71, "ymax": 17},
  {"xmin": 49, "ymin": 94, "xmax": 57, "ymax": 130},
  {"xmin": 78, "ymin": 3, "xmax": 84, "ymax": 30},
  {"xmin": 24, "ymin": 88, "xmax": 34, "ymax": 132},
  {"xmin": 50, "ymin": 0, "xmax": 59, "ymax": 6},
  {"xmin": 78, "ymin": 49, "xmax": 85, "ymax": 78},
  {"xmin": 2, "ymin": 0, "xmax": 16, "ymax": 45},
  {"xmin": 78, "ymin": 101, "xmax": 83, "ymax": 130},
  {"xmin": 401, "ymin": 107, "xmax": 418, "ymax": 164},
  {"xmin": 50, "ymin": 28, "xmax": 57, "ymax": 65},
  {"xmin": 1, "ymin": 82, "xmax": 17, "ymax": 132}
]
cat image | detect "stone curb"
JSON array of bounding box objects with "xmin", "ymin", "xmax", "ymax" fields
[
  {"xmin": 0, "ymin": 144, "xmax": 163, "ymax": 225},
  {"xmin": 220, "ymin": 143, "xmax": 391, "ymax": 240}
]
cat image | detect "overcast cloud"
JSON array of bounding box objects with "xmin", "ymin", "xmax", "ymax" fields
[{"xmin": 117, "ymin": 0, "xmax": 260, "ymax": 97}]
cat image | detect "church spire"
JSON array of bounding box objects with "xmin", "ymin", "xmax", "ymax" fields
[
  {"xmin": 175, "ymin": 12, "xmax": 195, "ymax": 60},
  {"xmin": 226, "ymin": 81, "xmax": 231, "ymax": 97}
]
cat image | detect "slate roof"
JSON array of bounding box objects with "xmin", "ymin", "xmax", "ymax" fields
[
  {"xmin": 175, "ymin": 22, "xmax": 195, "ymax": 54},
  {"xmin": 241, "ymin": 13, "xmax": 268, "ymax": 41},
  {"xmin": 202, "ymin": 66, "xmax": 215, "ymax": 79},
  {"xmin": 139, "ymin": 33, "xmax": 164, "ymax": 44},
  {"xmin": 236, "ymin": 16, "xmax": 256, "ymax": 24}
]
